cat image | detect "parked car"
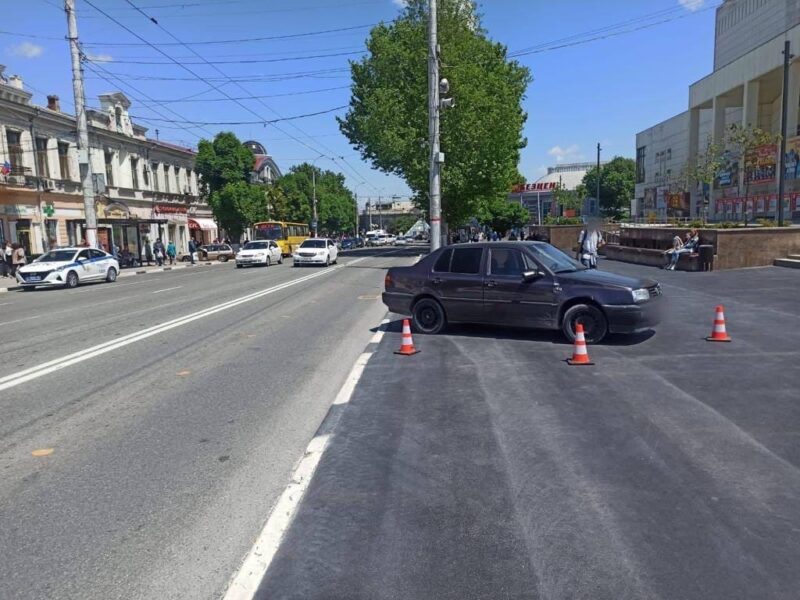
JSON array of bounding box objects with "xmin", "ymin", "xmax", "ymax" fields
[
  {"xmin": 15, "ymin": 247, "xmax": 119, "ymax": 290},
  {"xmin": 382, "ymin": 242, "xmax": 662, "ymax": 343},
  {"xmin": 181, "ymin": 243, "xmax": 234, "ymax": 262},
  {"xmin": 292, "ymin": 238, "xmax": 339, "ymax": 267},
  {"xmin": 394, "ymin": 236, "xmax": 410, "ymax": 246},
  {"xmin": 340, "ymin": 238, "xmax": 357, "ymax": 250},
  {"xmin": 235, "ymin": 240, "xmax": 283, "ymax": 268}
]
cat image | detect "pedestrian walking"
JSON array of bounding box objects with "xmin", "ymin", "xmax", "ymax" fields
[
  {"xmin": 153, "ymin": 238, "xmax": 166, "ymax": 267},
  {"xmin": 143, "ymin": 238, "xmax": 153, "ymax": 266},
  {"xmin": 188, "ymin": 238, "xmax": 196, "ymax": 265},
  {"xmin": 11, "ymin": 242, "xmax": 26, "ymax": 276},
  {"xmin": 577, "ymin": 221, "xmax": 604, "ymax": 269},
  {"xmin": 4, "ymin": 240, "xmax": 13, "ymax": 277},
  {"xmin": 166, "ymin": 240, "xmax": 176, "ymax": 265}
]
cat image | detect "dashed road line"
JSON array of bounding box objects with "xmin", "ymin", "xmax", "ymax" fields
[{"xmin": 151, "ymin": 286, "xmax": 183, "ymax": 294}]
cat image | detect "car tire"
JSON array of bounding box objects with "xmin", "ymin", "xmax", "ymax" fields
[
  {"xmin": 324, "ymin": 256, "xmax": 330, "ymax": 267},
  {"xmin": 181, "ymin": 256, "xmax": 189, "ymax": 262},
  {"xmin": 236, "ymin": 264, "xmax": 243, "ymax": 269},
  {"xmin": 412, "ymin": 298, "xmax": 447, "ymax": 334},
  {"xmin": 105, "ymin": 267, "xmax": 117, "ymax": 283},
  {"xmin": 561, "ymin": 303, "xmax": 608, "ymax": 344},
  {"xmin": 218, "ymin": 255, "xmax": 228, "ymax": 263},
  {"xmin": 266, "ymin": 256, "xmax": 271, "ymax": 267},
  {"xmin": 278, "ymin": 255, "xmax": 283, "ymax": 264},
  {"xmin": 65, "ymin": 271, "xmax": 79, "ymax": 289}
]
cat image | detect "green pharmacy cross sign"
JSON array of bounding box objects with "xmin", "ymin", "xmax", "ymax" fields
[{"xmin": 43, "ymin": 204, "xmax": 55, "ymax": 218}]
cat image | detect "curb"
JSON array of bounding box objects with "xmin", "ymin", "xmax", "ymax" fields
[{"xmin": 0, "ymin": 261, "xmax": 226, "ymax": 291}]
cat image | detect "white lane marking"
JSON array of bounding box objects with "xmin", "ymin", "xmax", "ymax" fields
[
  {"xmin": 0, "ymin": 314, "xmax": 41, "ymax": 327},
  {"xmin": 0, "ymin": 302, "xmax": 12, "ymax": 306},
  {"xmin": 369, "ymin": 318, "xmax": 391, "ymax": 344},
  {"xmin": 151, "ymin": 286, "xmax": 182, "ymax": 294},
  {"xmin": 0, "ymin": 264, "xmax": 359, "ymax": 392},
  {"xmin": 222, "ymin": 346, "xmax": 375, "ymax": 600}
]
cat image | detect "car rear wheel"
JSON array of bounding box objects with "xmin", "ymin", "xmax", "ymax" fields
[
  {"xmin": 561, "ymin": 303, "xmax": 608, "ymax": 344},
  {"xmin": 412, "ymin": 298, "xmax": 447, "ymax": 334},
  {"xmin": 218, "ymin": 255, "xmax": 228, "ymax": 262},
  {"xmin": 105, "ymin": 267, "xmax": 117, "ymax": 283},
  {"xmin": 65, "ymin": 271, "xmax": 79, "ymax": 289}
]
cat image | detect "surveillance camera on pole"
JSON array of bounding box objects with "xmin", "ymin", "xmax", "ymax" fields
[{"xmin": 439, "ymin": 78, "xmax": 449, "ymax": 94}]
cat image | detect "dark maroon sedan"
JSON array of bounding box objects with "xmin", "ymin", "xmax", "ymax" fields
[{"xmin": 382, "ymin": 242, "xmax": 662, "ymax": 343}]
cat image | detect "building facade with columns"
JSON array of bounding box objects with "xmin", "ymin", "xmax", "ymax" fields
[
  {"xmin": 0, "ymin": 66, "xmax": 215, "ymax": 258},
  {"xmin": 635, "ymin": 0, "xmax": 800, "ymax": 222}
]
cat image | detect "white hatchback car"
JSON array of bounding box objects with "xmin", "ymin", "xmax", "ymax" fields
[
  {"xmin": 235, "ymin": 240, "xmax": 283, "ymax": 268},
  {"xmin": 16, "ymin": 247, "xmax": 119, "ymax": 290},
  {"xmin": 292, "ymin": 238, "xmax": 338, "ymax": 267}
]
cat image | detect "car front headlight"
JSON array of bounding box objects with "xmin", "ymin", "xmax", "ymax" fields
[{"xmin": 632, "ymin": 288, "xmax": 650, "ymax": 303}]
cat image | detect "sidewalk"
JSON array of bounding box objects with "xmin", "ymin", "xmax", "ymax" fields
[
  {"xmin": 0, "ymin": 261, "xmax": 224, "ymax": 293},
  {"xmin": 254, "ymin": 263, "xmax": 800, "ymax": 600}
]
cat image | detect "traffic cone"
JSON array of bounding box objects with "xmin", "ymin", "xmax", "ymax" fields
[
  {"xmin": 394, "ymin": 319, "xmax": 420, "ymax": 355},
  {"xmin": 706, "ymin": 305, "xmax": 732, "ymax": 342},
  {"xmin": 566, "ymin": 323, "xmax": 594, "ymax": 365}
]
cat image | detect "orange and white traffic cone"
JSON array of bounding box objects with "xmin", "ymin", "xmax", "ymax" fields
[
  {"xmin": 706, "ymin": 305, "xmax": 732, "ymax": 342},
  {"xmin": 566, "ymin": 323, "xmax": 594, "ymax": 365},
  {"xmin": 394, "ymin": 318, "xmax": 420, "ymax": 355}
]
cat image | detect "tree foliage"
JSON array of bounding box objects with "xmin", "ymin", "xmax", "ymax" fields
[
  {"xmin": 195, "ymin": 132, "xmax": 268, "ymax": 238},
  {"xmin": 275, "ymin": 163, "xmax": 356, "ymax": 234},
  {"xmin": 338, "ymin": 0, "xmax": 531, "ymax": 227},
  {"xmin": 391, "ymin": 214, "xmax": 419, "ymax": 235},
  {"xmin": 477, "ymin": 197, "xmax": 529, "ymax": 236},
  {"xmin": 582, "ymin": 156, "xmax": 635, "ymax": 218}
]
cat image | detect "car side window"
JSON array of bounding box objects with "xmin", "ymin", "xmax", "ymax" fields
[
  {"xmin": 77, "ymin": 249, "xmax": 91, "ymax": 260},
  {"xmin": 450, "ymin": 247, "xmax": 483, "ymax": 274},
  {"xmin": 433, "ymin": 248, "xmax": 452, "ymax": 273},
  {"xmin": 89, "ymin": 249, "xmax": 105, "ymax": 259},
  {"xmin": 489, "ymin": 248, "xmax": 525, "ymax": 277}
]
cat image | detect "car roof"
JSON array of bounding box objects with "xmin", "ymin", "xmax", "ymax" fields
[{"xmin": 48, "ymin": 247, "xmax": 103, "ymax": 252}]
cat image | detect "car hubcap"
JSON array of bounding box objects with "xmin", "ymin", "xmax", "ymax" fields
[
  {"xmin": 574, "ymin": 313, "xmax": 597, "ymax": 339},
  {"xmin": 419, "ymin": 307, "xmax": 437, "ymax": 329}
]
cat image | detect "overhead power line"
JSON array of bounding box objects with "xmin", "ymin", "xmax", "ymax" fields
[
  {"xmin": 130, "ymin": 105, "xmax": 347, "ymax": 126},
  {"xmin": 138, "ymin": 85, "xmax": 352, "ymax": 105},
  {"xmin": 98, "ymin": 50, "xmax": 365, "ymax": 65}
]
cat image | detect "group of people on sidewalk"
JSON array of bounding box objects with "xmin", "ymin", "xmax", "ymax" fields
[
  {"xmin": 138, "ymin": 238, "xmax": 178, "ymax": 267},
  {"xmin": 1, "ymin": 240, "xmax": 27, "ymax": 279}
]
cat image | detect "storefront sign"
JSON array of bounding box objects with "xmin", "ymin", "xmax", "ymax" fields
[
  {"xmin": 716, "ymin": 150, "xmax": 739, "ymax": 187},
  {"xmin": 511, "ymin": 182, "xmax": 558, "ymax": 193},
  {"xmin": 666, "ymin": 192, "xmax": 689, "ymax": 217},
  {"xmin": 746, "ymin": 144, "xmax": 777, "ymax": 184},
  {"xmin": 154, "ymin": 203, "xmax": 188, "ymax": 214},
  {"xmin": 96, "ymin": 201, "xmax": 130, "ymax": 219},
  {"xmin": 0, "ymin": 204, "xmax": 36, "ymax": 217},
  {"xmin": 784, "ymin": 136, "xmax": 800, "ymax": 180}
]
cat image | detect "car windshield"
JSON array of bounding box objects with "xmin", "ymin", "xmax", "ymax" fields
[
  {"xmin": 254, "ymin": 223, "xmax": 284, "ymax": 240},
  {"xmin": 300, "ymin": 240, "xmax": 326, "ymax": 248},
  {"xmin": 243, "ymin": 242, "xmax": 269, "ymax": 250},
  {"xmin": 35, "ymin": 250, "xmax": 77, "ymax": 262},
  {"xmin": 526, "ymin": 243, "xmax": 585, "ymax": 273}
]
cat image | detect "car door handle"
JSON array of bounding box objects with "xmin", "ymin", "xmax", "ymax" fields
[
  {"xmin": 485, "ymin": 280, "xmax": 497, "ymax": 288},
  {"xmin": 431, "ymin": 277, "xmax": 442, "ymax": 284}
]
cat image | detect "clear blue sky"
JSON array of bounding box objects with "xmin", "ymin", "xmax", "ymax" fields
[{"xmin": 2, "ymin": 0, "xmax": 718, "ymax": 203}]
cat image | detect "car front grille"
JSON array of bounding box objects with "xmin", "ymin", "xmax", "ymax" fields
[
  {"xmin": 648, "ymin": 284, "xmax": 662, "ymax": 298},
  {"xmin": 299, "ymin": 252, "xmax": 317, "ymax": 257},
  {"xmin": 22, "ymin": 270, "xmax": 53, "ymax": 281}
]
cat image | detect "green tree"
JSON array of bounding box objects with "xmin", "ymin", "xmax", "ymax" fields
[
  {"xmin": 477, "ymin": 197, "xmax": 529, "ymax": 237},
  {"xmin": 552, "ymin": 183, "xmax": 584, "ymax": 214},
  {"xmin": 680, "ymin": 136, "xmax": 724, "ymax": 222},
  {"xmin": 276, "ymin": 163, "xmax": 356, "ymax": 234},
  {"xmin": 195, "ymin": 132, "xmax": 268, "ymax": 237},
  {"xmin": 391, "ymin": 214, "xmax": 418, "ymax": 235},
  {"xmin": 725, "ymin": 123, "xmax": 780, "ymax": 221},
  {"xmin": 338, "ymin": 0, "xmax": 531, "ymax": 227},
  {"xmin": 582, "ymin": 156, "xmax": 635, "ymax": 219}
]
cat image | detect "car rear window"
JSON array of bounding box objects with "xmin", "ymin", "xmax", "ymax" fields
[
  {"xmin": 433, "ymin": 248, "xmax": 452, "ymax": 272},
  {"xmin": 450, "ymin": 247, "xmax": 483, "ymax": 274}
]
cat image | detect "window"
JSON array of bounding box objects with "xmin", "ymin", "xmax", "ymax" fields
[
  {"xmin": 105, "ymin": 152, "xmax": 115, "ymax": 187},
  {"xmin": 58, "ymin": 142, "xmax": 70, "ymax": 180},
  {"xmin": 5, "ymin": 130, "xmax": 23, "ymax": 173},
  {"xmin": 489, "ymin": 248, "xmax": 527, "ymax": 277},
  {"xmin": 45, "ymin": 220, "xmax": 58, "ymax": 249},
  {"xmin": 151, "ymin": 162, "xmax": 159, "ymax": 191},
  {"xmin": 142, "ymin": 162, "xmax": 150, "ymax": 187},
  {"xmin": 131, "ymin": 157, "xmax": 139, "ymax": 189},
  {"xmin": 636, "ymin": 146, "xmax": 646, "ymax": 183},
  {"xmin": 35, "ymin": 137, "xmax": 49, "ymax": 178},
  {"xmin": 433, "ymin": 248, "xmax": 453, "ymax": 272},
  {"xmin": 115, "ymin": 107, "xmax": 123, "ymax": 131},
  {"xmin": 89, "ymin": 248, "xmax": 106, "ymax": 259},
  {"xmin": 78, "ymin": 249, "xmax": 92, "ymax": 260},
  {"xmin": 174, "ymin": 165, "xmax": 181, "ymax": 191},
  {"xmin": 164, "ymin": 164, "xmax": 171, "ymax": 193},
  {"xmin": 451, "ymin": 247, "xmax": 483, "ymax": 274}
]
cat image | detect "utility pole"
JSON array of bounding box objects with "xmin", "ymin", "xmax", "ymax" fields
[
  {"xmin": 428, "ymin": 0, "xmax": 442, "ymax": 251},
  {"xmin": 378, "ymin": 194, "xmax": 383, "ymax": 230},
  {"xmin": 311, "ymin": 167, "xmax": 318, "ymax": 237},
  {"xmin": 596, "ymin": 142, "xmax": 601, "ymax": 217},
  {"xmin": 778, "ymin": 40, "xmax": 792, "ymax": 227},
  {"xmin": 65, "ymin": 0, "xmax": 97, "ymax": 248}
]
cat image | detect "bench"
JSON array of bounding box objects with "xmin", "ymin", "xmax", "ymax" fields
[{"xmin": 603, "ymin": 245, "xmax": 708, "ymax": 271}]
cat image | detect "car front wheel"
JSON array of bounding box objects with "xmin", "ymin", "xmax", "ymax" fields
[
  {"xmin": 561, "ymin": 303, "xmax": 608, "ymax": 344},
  {"xmin": 324, "ymin": 255, "xmax": 330, "ymax": 267},
  {"xmin": 266, "ymin": 256, "xmax": 271, "ymax": 267},
  {"xmin": 412, "ymin": 298, "xmax": 447, "ymax": 334},
  {"xmin": 65, "ymin": 271, "xmax": 79, "ymax": 289},
  {"xmin": 106, "ymin": 267, "xmax": 117, "ymax": 283},
  {"xmin": 218, "ymin": 255, "xmax": 228, "ymax": 262}
]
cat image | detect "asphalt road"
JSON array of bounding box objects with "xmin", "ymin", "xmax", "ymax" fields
[
  {"xmin": 256, "ymin": 260, "xmax": 800, "ymax": 600},
  {"xmin": 0, "ymin": 247, "xmax": 419, "ymax": 600}
]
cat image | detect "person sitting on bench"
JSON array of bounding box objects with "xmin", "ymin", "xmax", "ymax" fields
[{"xmin": 665, "ymin": 229, "xmax": 699, "ymax": 270}]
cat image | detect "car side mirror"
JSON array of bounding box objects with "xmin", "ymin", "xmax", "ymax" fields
[{"xmin": 522, "ymin": 269, "xmax": 540, "ymax": 282}]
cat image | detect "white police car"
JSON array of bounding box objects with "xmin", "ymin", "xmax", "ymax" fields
[{"xmin": 16, "ymin": 247, "xmax": 119, "ymax": 290}]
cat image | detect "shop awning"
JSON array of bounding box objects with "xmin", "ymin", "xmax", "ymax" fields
[{"xmin": 188, "ymin": 218, "xmax": 218, "ymax": 231}]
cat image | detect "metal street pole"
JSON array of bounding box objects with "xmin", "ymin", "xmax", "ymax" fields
[
  {"xmin": 378, "ymin": 194, "xmax": 383, "ymax": 230},
  {"xmin": 65, "ymin": 0, "xmax": 97, "ymax": 248},
  {"xmin": 428, "ymin": 0, "xmax": 442, "ymax": 251},
  {"xmin": 311, "ymin": 167, "xmax": 317, "ymax": 237},
  {"xmin": 596, "ymin": 142, "xmax": 601, "ymax": 217},
  {"xmin": 778, "ymin": 40, "xmax": 792, "ymax": 227}
]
